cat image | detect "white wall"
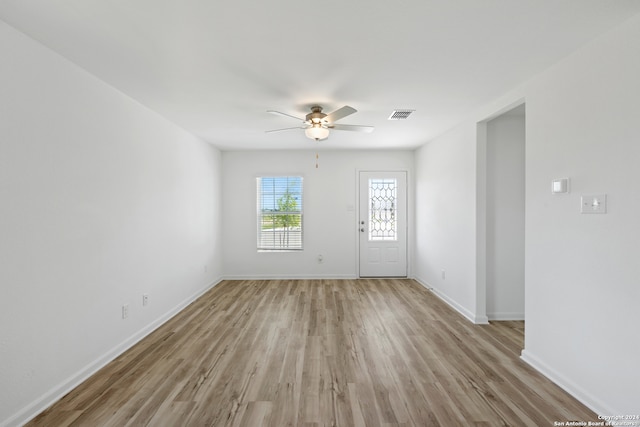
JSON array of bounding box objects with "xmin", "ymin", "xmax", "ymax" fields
[
  {"xmin": 414, "ymin": 13, "xmax": 640, "ymax": 414},
  {"xmin": 521, "ymin": 14, "xmax": 640, "ymax": 414},
  {"xmin": 0, "ymin": 21, "xmax": 223, "ymax": 427},
  {"xmin": 222, "ymin": 150, "xmax": 413, "ymax": 278},
  {"xmin": 485, "ymin": 110, "xmax": 525, "ymax": 320},
  {"xmin": 413, "ymin": 123, "xmax": 480, "ymax": 322}
]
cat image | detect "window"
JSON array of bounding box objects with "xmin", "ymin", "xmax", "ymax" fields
[{"xmin": 257, "ymin": 176, "xmax": 303, "ymax": 251}]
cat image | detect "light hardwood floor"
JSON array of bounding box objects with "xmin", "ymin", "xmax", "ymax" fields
[{"xmin": 28, "ymin": 279, "xmax": 596, "ymax": 426}]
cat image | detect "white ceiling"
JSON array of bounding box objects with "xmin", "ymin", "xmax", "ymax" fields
[{"xmin": 1, "ymin": 1, "xmax": 639, "ymax": 151}]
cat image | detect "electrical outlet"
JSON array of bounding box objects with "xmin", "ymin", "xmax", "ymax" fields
[
  {"xmin": 318, "ymin": 254, "xmax": 324, "ymax": 264},
  {"xmin": 142, "ymin": 294, "xmax": 149, "ymax": 306},
  {"xmin": 441, "ymin": 270, "xmax": 446, "ymax": 280},
  {"xmin": 122, "ymin": 304, "xmax": 129, "ymax": 319}
]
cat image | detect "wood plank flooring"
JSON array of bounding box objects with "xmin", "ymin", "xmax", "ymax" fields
[{"xmin": 27, "ymin": 279, "xmax": 597, "ymax": 426}]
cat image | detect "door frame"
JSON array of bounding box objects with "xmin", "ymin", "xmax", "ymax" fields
[{"xmin": 356, "ymin": 169, "xmax": 410, "ymax": 278}]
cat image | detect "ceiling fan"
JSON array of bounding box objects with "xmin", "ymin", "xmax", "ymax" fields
[{"xmin": 266, "ymin": 105, "xmax": 374, "ymax": 141}]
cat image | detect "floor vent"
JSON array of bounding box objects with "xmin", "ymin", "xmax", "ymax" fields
[{"xmin": 388, "ymin": 109, "xmax": 415, "ymax": 120}]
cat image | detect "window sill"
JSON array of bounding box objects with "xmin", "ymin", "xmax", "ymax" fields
[{"xmin": 257, "ymin": 249, "xmax": 304, "ymax": 253}]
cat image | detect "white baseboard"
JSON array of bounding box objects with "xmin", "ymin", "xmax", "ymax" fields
[
  {"xmin": 222, "ymin": 274, "xmax": 358, "ymax": 280},
  {"xmin": 412, "ymin": 276, "xmax": 489, "ymax": 324},
  {"xmin": 487, "ymin": 312, "xmax": 525, "ymax": 321},
  {"xmin": 473, "ymin": 313, "xmax": 490, "ymax": 324},
  {"xmin": 3, "ymin": 277, "xmax": 223, "ymax": 427},
  {"xmin": 520, "ymin": 349, "xmax": 614, "ymax": 416}
]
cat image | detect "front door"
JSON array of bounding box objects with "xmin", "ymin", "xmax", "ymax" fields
[{"xmin": 359, "ymin": 171, "xmax": 407, "ymax": 277}]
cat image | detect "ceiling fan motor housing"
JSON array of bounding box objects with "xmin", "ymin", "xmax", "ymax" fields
[{"xmin": 306, "ymin": 105, "xmax": 327, "ymax": 124}]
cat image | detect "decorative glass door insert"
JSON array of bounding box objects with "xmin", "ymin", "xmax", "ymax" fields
[{"xmin": 368, "ymin": 178, "xmax": 397, "ymax": 241}]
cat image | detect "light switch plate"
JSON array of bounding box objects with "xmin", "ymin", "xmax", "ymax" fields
[{"xmin": 581, "ymin": 194, "xmax": 607, "ymax": 214}]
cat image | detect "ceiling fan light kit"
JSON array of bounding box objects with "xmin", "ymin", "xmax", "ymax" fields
[
  {"xmin": 304, "ymin": 125, "xmax": 330, "ymax": 141},
  {"xmin": 266, "ymin": 105, "xmax": 374, "ymax": 141}
]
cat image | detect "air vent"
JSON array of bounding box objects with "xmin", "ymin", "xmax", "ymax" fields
[{"xmin": 388, "ymin": 109, "xmax": 415, "ymax": 120}]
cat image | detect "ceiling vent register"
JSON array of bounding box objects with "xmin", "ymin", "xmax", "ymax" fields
[{"xmin": 388, "ymin": 109, "xmax": 415, "ymax": 120}]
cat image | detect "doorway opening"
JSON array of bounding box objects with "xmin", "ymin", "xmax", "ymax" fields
[{"xmin": 479, "ymin": 103, "xmax": 526, "ymax": 349}]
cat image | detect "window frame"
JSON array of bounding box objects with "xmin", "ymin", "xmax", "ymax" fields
[{"xmin": 256, "ymin": 175, "xmax": 304, "ymax": 252}]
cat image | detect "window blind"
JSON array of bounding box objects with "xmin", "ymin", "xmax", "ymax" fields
[{"xmin": 256, "ymin": 176, "xmax": 303, "ymax": 250}]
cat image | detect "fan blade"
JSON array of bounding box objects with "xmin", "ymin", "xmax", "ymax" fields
[
  {"xmin": 265, "ymin": 126, "xmax": 305, "ymax": 133},
  {"xmin": 324, "ymin": 105, "xmax": 357, "ymax": 123},
  {"xmin": 267, "ymin": 110, "xmax": 304, "ymax": 122},
  {"xmin": 329, "ymin": 124, "xmax": 374, "ymax": 133}
]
